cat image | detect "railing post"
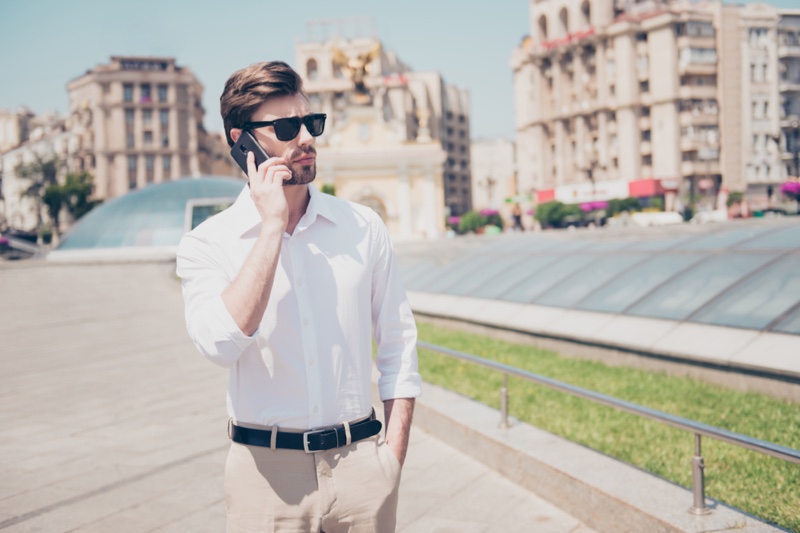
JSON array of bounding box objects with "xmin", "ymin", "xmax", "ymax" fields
[
  {"xmin": 500, "ymin": 373, "xmax": 509, "ymax": 428},
  {"xmin": 689, "ymin": 433, "xmax": 711, "ymax": 515}
]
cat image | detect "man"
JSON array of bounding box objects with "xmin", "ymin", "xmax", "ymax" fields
[{"xmin": 176, "ymin": 61, "xmax": 420, "ymax": 532}]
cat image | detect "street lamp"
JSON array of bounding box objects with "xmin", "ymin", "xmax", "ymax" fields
[{"xmin": 791, "ymin": 119, "xmax": 800, "ymax": 179}]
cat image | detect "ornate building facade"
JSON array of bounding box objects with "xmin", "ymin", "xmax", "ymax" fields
[{"xmin": 295, "ymin": 23, "xmax": 471, "ymax": 239}]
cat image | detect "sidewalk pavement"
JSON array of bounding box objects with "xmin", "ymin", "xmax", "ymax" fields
[{"xmin": 0, "ymin": 261, "xmax": 595, "ymax": 533}]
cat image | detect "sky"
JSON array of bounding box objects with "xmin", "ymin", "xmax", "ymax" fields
[{"xmin": 0, "ymin": 0, "xmax": 796, "ymax": 141}]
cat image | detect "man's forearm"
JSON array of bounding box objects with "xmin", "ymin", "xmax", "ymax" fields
[
  {"xmin": 221, "ymin": 225, "xmax": 283, "ymax": 336},
  {"xmin": 383, "ymin": 398, "xmax": 415, "ymax": 466}
]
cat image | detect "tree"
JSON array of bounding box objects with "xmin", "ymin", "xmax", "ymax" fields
[
  {"xmin": 15, "ymin": 154, "xmax": 63, "ymax": 243},
  {"xmin": 320, "ymin": 183, "xmax": 336, "ymax": 196},
  {"xmin": 62, "ymin": 171, "xmax": 101, "ymax": 221}
]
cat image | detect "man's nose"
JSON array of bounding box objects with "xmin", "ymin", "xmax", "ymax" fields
[{"xmin": 297, "ymin": 124, "xmax": 314, "ymax": 146}]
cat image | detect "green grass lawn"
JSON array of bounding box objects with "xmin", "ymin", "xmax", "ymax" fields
[{"xmin": 415, "ymin": 319, "xmax": 800, "ymax": 532}]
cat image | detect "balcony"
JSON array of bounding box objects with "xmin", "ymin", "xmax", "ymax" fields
[
  {"xmin": 777, "ymin": 45, "xmax": 800, "ymax": 58},
  {"xmin": 681, "ymin": 160, "xmax": 720, "ymax": 176},
  {"xmin": 678, "ymin": 62, "xmax": 717, "ymax": 76},
  {"xmin": 677, "ymin": 36, "xmax": 716, "ymax": 50},
  {"xmin": 779, "ymin": 80, "xmax": 800, "ymax": 93},
  {"xmin": 679, "ymin": 111, "xmax": 718, "ymax": 127},
  {"xmin": 679, "ymin": 86, "xmax": 717, "ymax": 100}
]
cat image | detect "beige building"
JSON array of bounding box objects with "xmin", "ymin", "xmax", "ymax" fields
[
  {"xmin": 511, "ymin": 0, "xmax": 723, "ymax": 212},
  {"xmin": 66, "ymin": 56, "xmax": 208, "ymax": 200},
  {"xmin": 778, "ymin": 10, "xmax": 800, "ymax": 181},
  {"xmin": 512, "ymin": 0, "xmax": 800, "ymax": 214},
  {"xmin": 0, "ymin": 107, "xmax": 35, "ymax": 153},
  {"xmin": 295, "ymin": 22, "xmax": 469, "ymax": 238},
  {"xmin": 470, "ymin": 138, "xmax": 519, "ymax": 223},
  {"xmin": 0, "ymin": 114, "xmax": 78, "ymax": 232}
]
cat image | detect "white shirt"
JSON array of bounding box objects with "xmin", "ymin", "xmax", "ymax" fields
[{"xmin": 176, "ymin": 184, "xmax": 421, "ymax": 430}]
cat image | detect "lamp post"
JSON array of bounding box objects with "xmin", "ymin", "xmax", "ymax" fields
[{"xmin": 791, "ymin": 119, "xmax": 800, "ymax": 179}]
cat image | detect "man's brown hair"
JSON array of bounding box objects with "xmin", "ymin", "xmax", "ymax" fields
[{"xmin": 220, "ymin": 61, "xmax": 306, "ymax": 147}]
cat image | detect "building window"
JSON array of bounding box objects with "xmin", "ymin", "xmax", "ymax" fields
[
  {"xmin": 163, "ymin": 155, "xmax": 171, "ymax": 175},
  {"xmin": 123, "ymin": 83, "xmax": 133, "ymax": 102},
  {"xmin": 307, "ymin": 59, "xmax": 318, "ymax": 81},
  {"xmin": 145, "ymin": 155, "xmax": 155, "ymax": 183},
  {"xmin": 160, "ymin": 109, "xmax": 169, "ymax": 125},
  {"xmin": 642, "ymin": 130, "xmax": 651, "ymax": 142},
  {"xmin": 609, "ymin": 84, "xmax": 616, "ymax": 96},
  {"xmin": 128, "ymin": 155, "xmax": 138, "ymax": 189},
  {"xmin": 140, "ymin": 84, "xmax": 152, "ymax": 103},
  {"xmin": 125, "ymin": 108, "xmax": 135, "ymax": 125},
  {"xmin": 127, "ymin": 132, "xmax": 135, "ymax": 148},
  {"xmin": 158, "ymin": 84, "xmax": 168, "ymax": 102},
  {"xmin": 142, "ymin": 109, "xmax": 152, "ymax": 125},
  {"xmin": 639, "ymin": 80, "xmax": 649, "ymax": 93},
  {"xmin": 636, "ymin": 32, "xmax": 648, "ymax": 42},
  {"xmin": 643, "ymin": 154, "xmax": 652, "ymax": 166},
  {"xmin": 143, "ymin": 131, "xmax": 153, "ymax": 146},
  {"xmin": 642, "ymin": 106, "xmax": 651, "ymax": 117},
  {"xmin": 162, "ymin": 134, "xmax": 169, "ymax": 148}
]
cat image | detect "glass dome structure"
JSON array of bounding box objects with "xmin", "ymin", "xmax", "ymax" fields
[
  {"xmin": 53, "ymin": 177, "xmax": 245, "ymax": 254},
  {"xmin": 397, "ymin": 219, "xmax": 800, "ymax": 336}
]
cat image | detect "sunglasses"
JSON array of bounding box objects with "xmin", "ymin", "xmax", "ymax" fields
[{"xmin": 243, "ymin": 113, "xmax": 327, "ymax": 142}]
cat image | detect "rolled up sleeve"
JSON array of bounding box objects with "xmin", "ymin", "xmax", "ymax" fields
[
  {"xmin": 176, "ymin": 232, "xmax": 258, "ymax": 368},
  {"xmin": 370, "ymin": 213, "xmax": 422, "ymax": 401}
]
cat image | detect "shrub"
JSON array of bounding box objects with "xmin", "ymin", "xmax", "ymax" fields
[
  {"xmin": 479, "ymin": 208, "xmax": 504, "ymax": 230},
  {"xmin": 458, "ymin": 211, "xmax": 486, "ymax": 234},
  {"xmin": 607, "ymin": 197, "xmax": 642, "ymax": 217},
  {"xmin": 726, "ymin": 191, "xmax": 744, "ymax": 208}
]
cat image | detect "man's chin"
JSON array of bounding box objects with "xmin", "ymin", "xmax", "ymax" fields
[{"xmin": 282, "ymin": 165, "xmax": 316, "ymax": 186}]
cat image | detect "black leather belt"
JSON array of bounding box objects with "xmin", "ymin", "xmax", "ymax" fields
[{"xmin": 230, "ymin": 411, "xmax": 382, "ymax": 453}]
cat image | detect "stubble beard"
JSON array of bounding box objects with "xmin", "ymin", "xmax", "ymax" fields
[{"xmin": 283, "ymin": 147, "xmax": 317, "ymax": 186}]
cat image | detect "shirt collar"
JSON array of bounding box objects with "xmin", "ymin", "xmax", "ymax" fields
[{"xmin": 231, "ymin": 182, "xmax": 337, "ymax": 237}]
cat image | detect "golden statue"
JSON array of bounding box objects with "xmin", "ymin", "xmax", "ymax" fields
[{"xmin": 331, "ymin": 42, "xmax": 381, "ymax": 102}]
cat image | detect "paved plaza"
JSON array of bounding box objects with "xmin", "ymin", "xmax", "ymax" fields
[{"xmin": 0, "ymin": 261, "xmax": 595, "ymax": 532}]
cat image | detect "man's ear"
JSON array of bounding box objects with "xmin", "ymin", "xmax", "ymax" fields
[{"xmin": 230, "ymin": 128, "xmax": 242, "ymax": 143}]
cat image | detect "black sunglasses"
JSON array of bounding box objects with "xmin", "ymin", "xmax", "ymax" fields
[{"xmin": 243, "ymin": 113, "xmax": 327, "ymax": 142}]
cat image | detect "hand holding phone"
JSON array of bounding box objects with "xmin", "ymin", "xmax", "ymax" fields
[{"xmin": 231, "ymin": 130, "xmax": 271, "ymax": 175}]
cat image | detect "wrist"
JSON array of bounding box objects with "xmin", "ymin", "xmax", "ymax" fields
[{"xmin": 259, "ymin": 219, "xmax": 285, "ymax": 237}]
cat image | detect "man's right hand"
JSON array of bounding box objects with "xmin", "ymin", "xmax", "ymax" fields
[{"xmin": 246, "ymin": 151, "xmax": 291, "ymax": 231}]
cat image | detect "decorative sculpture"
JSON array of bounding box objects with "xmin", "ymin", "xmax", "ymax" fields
[{"xmin": 331, "ymin": 42, "xmax": 381, "ymax": 103}]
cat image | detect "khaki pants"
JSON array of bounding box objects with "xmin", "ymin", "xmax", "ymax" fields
[{"xmin": 224, "ymin": 434, "xmax": 402, "ymax": 533}]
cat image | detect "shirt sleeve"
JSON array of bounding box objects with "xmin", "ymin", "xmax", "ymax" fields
[
  {"xmin": 370, "ymin": 212, "xmax": 422, "ymax": 401},
  {"xmin": 175, "ymin": 231, "xmax": 259, "ymax": 368}
]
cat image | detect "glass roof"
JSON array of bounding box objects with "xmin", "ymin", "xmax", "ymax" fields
[
  {"xmin": 56, "ymin": 177, "xmax": 245, "ymax": 250},
  {"xmin": 396, "ymin": 219, "xmax": 800, "ymax": 335}
]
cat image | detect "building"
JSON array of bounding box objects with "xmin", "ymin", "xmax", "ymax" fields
[
  {"xmin": 295, "ymin": 20, "xmax": 469, "ymax": 238},
  {"xmin": 512, "ymin": 0, "xmax": 800, "ymax": 214},
  {"xmin": 710, "ymin": 2, "xmax": 793, "ymax": 212},
  {"xmin": 511, "ymin": 0, "xmax": 729, "ymax": 213},
  {"xmin": 778, "ymin": 9, "xmax": 800, "ymax": 182},
  {"xmin": 0, "ymin": 107, "xmax": 35, "ymax": 153},
  {"xmin": 0, "ymin": 114, "xmax": 78, "ymax": 232},
  {"xmin": 66, "ymin": 56, "xmax": 207, "ymax": 200},
  {"xmin": 470, "ymin": 138, "xmax": 519, "ymax": 224}
]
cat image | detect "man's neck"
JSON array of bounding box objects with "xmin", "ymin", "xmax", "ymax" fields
[{"xmin": 284, "ymin": 184, "xmax": 311, "ymax": 235}]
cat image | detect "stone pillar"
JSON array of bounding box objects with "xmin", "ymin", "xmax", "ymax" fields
[
  {"xmin": 422, "ymin": 165, "xmax": 437, "ymax": 238},
  {"xmin": 397, "ymin": 163, "xmax": 412, "ymax": 238}
]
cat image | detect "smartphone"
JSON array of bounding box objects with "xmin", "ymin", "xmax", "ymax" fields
[{"xmin": 230, "ymin": 130, "xmax": 270, "ymax": 175}]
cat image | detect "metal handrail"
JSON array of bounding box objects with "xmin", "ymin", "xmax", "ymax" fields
[{"xmin": 417, "ymin": 340, "xmax": 800, "ymax": 515}]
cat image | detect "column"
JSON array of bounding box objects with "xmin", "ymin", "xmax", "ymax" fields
[{"xmin": 397, "ymin": 163, "xmax": 412, "ymax": 238}]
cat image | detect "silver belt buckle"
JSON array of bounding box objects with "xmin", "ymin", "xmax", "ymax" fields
[{"xmin": 303, "ymin": 429, "xmax": 322, "ymax": 453}]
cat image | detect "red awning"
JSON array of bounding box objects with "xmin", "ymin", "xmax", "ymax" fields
[
  {"xmin": 628, "ymin": 178, "xmax": 665, "ymax": 198},
  {"xmin": 537, "ymin": 189, "xmax": 555, "ymax": 203}
]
